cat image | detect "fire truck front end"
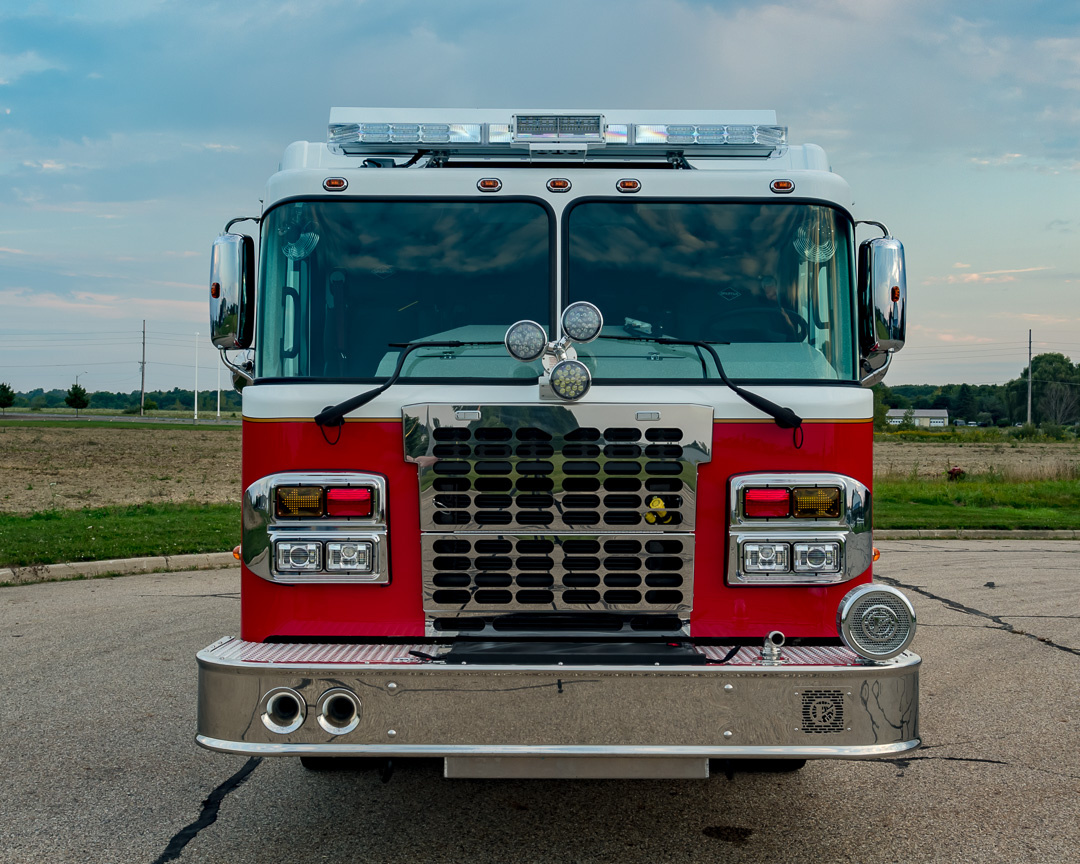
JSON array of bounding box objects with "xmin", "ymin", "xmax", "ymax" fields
[{"xmin": 198, "ymin": 110, "xmax": 917, "ymax": 779}]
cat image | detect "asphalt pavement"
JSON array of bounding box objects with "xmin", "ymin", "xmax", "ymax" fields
[{"xmin": 1, "ymin": 540, "xmax": 1077, "ymax": 863}]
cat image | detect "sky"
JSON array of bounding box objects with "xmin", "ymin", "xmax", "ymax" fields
[{"xmin": 1, "ymin": 0, "xmax": 1078, "ymax": 393}]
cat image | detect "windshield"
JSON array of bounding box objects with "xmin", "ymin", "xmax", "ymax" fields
[
  {"xmin": 566, "ymin": 201, "xmax": 856, "ymax": 382},
  {"xmin": 256, "ymin": 199, "xmax": 551, "ymax": 380}
]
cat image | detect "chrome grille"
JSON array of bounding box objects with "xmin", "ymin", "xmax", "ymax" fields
[
  {"xmin": 404, "ymin": 404, "xmax": 712, "ymax": 532},
  {"xmin": 405, "ymin": 404, "xmax": 712, "ymax": 637},
  {"xmin": 423, "ymin": 533, "xmax": 693, "ymax": 614}
]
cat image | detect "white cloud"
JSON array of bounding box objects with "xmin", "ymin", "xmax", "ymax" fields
[{"xmin": 0, "ymin": 51, "xmax": 61, "ymax": 86}]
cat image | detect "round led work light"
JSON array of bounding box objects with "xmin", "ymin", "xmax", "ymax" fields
[
  {"xmin": 504, "ymin": 320, "xmax": 547, "ymax": 363},
  {"xmin": 549, "ymin": 359, "xmax": 591, "ymax": 401},
  {"xmin": 837, "ymin": 584, "xmax": 916, "ymax": 661},
  {"xmin": 561, "ymin": 301, "xmax": 603, "ymax": 343}
]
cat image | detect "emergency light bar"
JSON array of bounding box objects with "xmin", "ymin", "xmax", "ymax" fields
[{"xmin": 327, "ymin": 108, "xmax": 786, "ymax": 157}]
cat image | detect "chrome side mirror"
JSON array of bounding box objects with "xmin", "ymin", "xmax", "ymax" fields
[
  {"xmin": 858, "ymin": 233, "xmax": 906, "ymax": 386},
  {"xmin": 209, "ymin": 233, "xmax": 255, "ymax": 349}
]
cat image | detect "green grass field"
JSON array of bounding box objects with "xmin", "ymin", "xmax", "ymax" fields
[
  {"xmin": 0, "ymin": 503, "xmax": 239, "ymax": 569},
  {"xmin": 873, "ymin": 476, "xmax": 1080, "ymax": 530}
]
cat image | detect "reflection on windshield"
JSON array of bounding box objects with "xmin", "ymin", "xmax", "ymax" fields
[
  {"xmin": 567, "ymin": 202, "xmax": 855, "ymax": 381},
  {"xmin": 257, "ymin": 200, "xmax": 551, "ymax": 380}
]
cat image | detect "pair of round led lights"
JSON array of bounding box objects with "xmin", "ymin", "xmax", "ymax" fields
[{"xmin": 504, "ymin": 302, "xmax": 603, "ymax": 401}]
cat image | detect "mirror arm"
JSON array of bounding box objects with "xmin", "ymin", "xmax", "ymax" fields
[
  {"xmin": 224, "ymin": 216, "xmax": 260, "ymax": 233},
  {"xmin": 218, "ymin": 348, "xmax": 254, "ymax": 385},
  {"xmin": 856, "ymin": 220, "xmax": 890, "ymax": 238}
]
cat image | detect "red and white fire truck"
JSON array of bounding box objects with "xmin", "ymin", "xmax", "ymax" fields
[{"xmin": 199, "ymin": 109, "xmax": 917, "ymax": 779}]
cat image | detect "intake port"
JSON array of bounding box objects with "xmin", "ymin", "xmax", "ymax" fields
[
  {"xmin": 317, "ymin": 688, "xmax": 362, "ymax": 735},
  {"xmin": 261, "ymin": 688, "xmax": 306, "ymax": 734}
]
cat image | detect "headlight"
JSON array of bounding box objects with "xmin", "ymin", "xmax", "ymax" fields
[
  {"xmin": 561, "ymin": 301, "xmax": 603, "ymax": 343},
  {"xmin": 837, "ymin": 584, "xmax": 916, "ymax": 661},
  {"xmin": 549, "ymin": 359, "xmax": 591, "ymax": 401},
  {"xmin": 504, "ymin": 320, "xmax": 547, "ymax": 362}
]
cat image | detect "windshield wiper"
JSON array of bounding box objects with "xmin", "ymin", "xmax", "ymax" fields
[
  {"xmin": 594, "ymin": 335, "xmax": 802, "ymax": 431},
  {"xmin": 314, "ymin": 340, "xmax": 502, "ymax": 428}
]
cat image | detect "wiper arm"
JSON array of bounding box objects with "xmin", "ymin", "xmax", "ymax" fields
[
  {"xmin": 314, "ymin": 340, "xmax": 502, "ymax": 427},
  {"xmin": 595, "ymin": 335, "xmax": 802, "ymax": 430}
]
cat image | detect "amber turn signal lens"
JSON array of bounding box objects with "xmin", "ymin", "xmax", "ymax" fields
[
  {"xmin": 617, "ymin": 178, "xmax": 641, "ymax": 193},
  {"xmin": 792, "ymin": 486, "xmax": 842, "ymax": 518},
  {"xmin": 275, "ymin": 486, "xmax": 326, "ymax": 518},
  {"xmin": 770, "ymin": 179, "xmax": 794, "ymax": 193}
]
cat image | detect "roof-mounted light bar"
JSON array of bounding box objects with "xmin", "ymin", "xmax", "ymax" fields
[{"xmin": 327, "ymin": 109, "xmax": 786, "ymax": 158}]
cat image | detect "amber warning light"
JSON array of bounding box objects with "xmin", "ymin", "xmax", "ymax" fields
[{"xmin": 891, "ymin": 286, "xmax": 901, "ymax": 302}]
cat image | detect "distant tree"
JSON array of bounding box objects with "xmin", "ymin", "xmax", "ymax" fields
[
  {"xmin": 144, "ymin": 399, "xmax": 158, "ymax": 411},
  {"xmin": 1038, "ymin": 382, "xmax": 1078, "ymax": 426},
  {"xmin": 30, "ymin": 395, "xmax": 47, "ymax": 411},
  {"xmin": 0, "ymin": 382, "xmax": 14, "ymax": 415},
  {"xmin": 872, "ymin": 384, "xmax": 890, "ymax": 431},
  {"xmin": 65, "ymin": 383, "xmax": 90, "ymax": 418},
  {"xmin": 897, "ymin": 408, "xmax": 916, "ymax": 431}
]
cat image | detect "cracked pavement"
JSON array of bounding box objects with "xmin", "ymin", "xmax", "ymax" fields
[{"xmin": 1, "ymin": 541, "xmax": 1077, "ymax": 863}]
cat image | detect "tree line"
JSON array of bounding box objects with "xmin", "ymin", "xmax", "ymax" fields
[
  {"xmin": 0, "ymin": 384, "xmax": 242, "ymax": 415},
  {"xmin": 873, "ymin": 352, "xmax": 1080, "ymax": 429}
]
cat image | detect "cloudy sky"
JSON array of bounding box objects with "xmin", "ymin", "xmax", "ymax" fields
[{"xmin": 1, "ymin": 0, "xmax": 1077, "ymax": 393}]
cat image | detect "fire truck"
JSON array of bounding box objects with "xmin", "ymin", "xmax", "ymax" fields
[{"xmin": 199, "ymin": 109, "xmax": 917, "ymax": 779}]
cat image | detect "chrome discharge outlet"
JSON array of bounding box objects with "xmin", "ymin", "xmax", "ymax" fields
[
  {"xmin": 317, "ymin": 688, "xmax": 362, "ymax": 735},
  {"xmin": 261, "ymin": 687, "xmax": 306, "ymax": 734},
  {"xmin": 761, "ymin": 630, "xmax": 785, "ymax": 663}
]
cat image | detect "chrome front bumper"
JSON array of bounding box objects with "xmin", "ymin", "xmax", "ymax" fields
[{"xmin": 196, "ymin": 638, "xmax": 919, "ymax": 760}]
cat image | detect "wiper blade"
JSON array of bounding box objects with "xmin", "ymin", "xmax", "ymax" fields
[
  {"xmin": 314, "ymin": 340, "xmax": 502, "ymax": 427},
  {"xmin": 594, "ymin": 334, "xmax": 802, "ymax": 430}
]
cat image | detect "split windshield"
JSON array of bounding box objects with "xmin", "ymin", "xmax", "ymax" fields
[{"xmin": 256, "ymin": 198, "xmax": 855, "ymax": 383}]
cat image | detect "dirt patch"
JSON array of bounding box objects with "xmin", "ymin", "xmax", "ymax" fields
[
  {"xmin": 0, "ymin": 426, "xmax": 241, "ymax": 513},
  {"xmin": 874, "ymin": 438, "xmax": 1080, "ymax": 479}
]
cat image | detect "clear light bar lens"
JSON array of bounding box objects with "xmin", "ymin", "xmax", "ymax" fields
[
  {"xmin": 743, "ymin": 542, "xmax": 790, "ymax": 573},
  {"xmin": 276, "ymin": 542, "xmax": 321, "ymax": 572},
  {"xmin": 631, "ymin": 123, "xmax": 787, "ymax": 147},
  {"xmin": 326, "ymin": 541, "xmax": 372, "ymax": 572},
  {"xmin": 793, "ymin": 542, "xmax": 840, "ymax": 573}
]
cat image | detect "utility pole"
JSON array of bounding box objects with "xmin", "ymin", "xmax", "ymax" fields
[
  {"xmin": 1027, "ymin": 329, "xmax": 1032, "ymax": 425},
  {"xmin": 194, "ymin": 332, "xmax": 199, "ymax": 424},
  {"xmin": 140, "ymin": 320, "xmax": 146, "ymax": 416}
]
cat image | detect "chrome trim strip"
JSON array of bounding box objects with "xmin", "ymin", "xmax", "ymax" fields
[
  {"xmin": 243, "ymin": 471, "xmax": 389, "ymax": 584},
  {"xmin": 727, "ymin": 472, "xmax": 872, "ymax": 586},
  {"xmin": 197, "ymin": 736, "xmax": 921, "ymax": 760}
]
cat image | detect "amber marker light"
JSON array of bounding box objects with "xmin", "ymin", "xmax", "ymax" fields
[
  {"xmin": 744, "ymin": 487, "xmax": 790, "ymax": 519},
  {"xmin": 891, "ymin": 286, "xmax": 901, "ymax": 302},
  {"xmin": 232, "ymin": 545, "xmax": 241, "ymax": 560},
  {"xmin": 792, "ymin": 487, "xmax": 842, "ymax": 518},
  {"xmin": 873, "ymin": 547, "xmax": 881, "ymax": 562},
  {"xmin": 323, "ymin": 177, "xmax": 348, "ymax": 190},
  {"xmin": 617, "ymin": 178, "xmax": 641, "ymax": 193},
  {"xmin": 477, "ymin": 178, "xmax": 502, "ymax": 192},
  {"xmin": 326, "ymin": 487, "xmax": 374, "ymax": 518},
  {"xmin": 547, "ymin": 178, "xmax": 571, "ymax": 192},
  {"xmin": 275, "ymin": 486, "xmax": 326, "ymax": 518},
  {"xmin": 210, "ymin": 282, "xmax": 221, "ymax": 299},
  {"xmin": 770, "ymin": 179, "xmax": 795, "ymax": 193}
]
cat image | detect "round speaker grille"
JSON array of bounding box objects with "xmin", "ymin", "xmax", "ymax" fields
[{"xmin": 839, "ymin": 586, "xmax": 915, "ymax": 660}]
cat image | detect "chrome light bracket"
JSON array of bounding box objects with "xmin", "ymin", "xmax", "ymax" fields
[
  {"xmin": 727, "ymin": 473, "xmax": 872, "ymax": 586},
  {"xmin": 242, "ymin": 471, "xmax": 389, "ymax": 584}
]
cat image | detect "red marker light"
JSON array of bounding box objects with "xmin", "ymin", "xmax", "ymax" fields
[
  {"xmin": 744, "ymin": 487, "xmax": 790, "ymax": 518},
  {"xmin": 326, "ymin": 487, "xmax": 373, "ymax": 518},
  {"xmin": 210, "ymin": 282, "xmax": 221, "ymax": 299}
]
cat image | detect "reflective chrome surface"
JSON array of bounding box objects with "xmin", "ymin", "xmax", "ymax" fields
[
  {"xmin": 243, "ymin": 472, "xmax": 388, "ymax": 584},
  {"xmin": 404, "ymin": 403, "xmax": 713, "ymax": 533},
  {"xmin": 838, "ymin": 584, "xmax": 917, "ymax": 661},
  {"xmin": 209, "ymin": 233, "xmax": 252, "ymax": 350},
  {"xmin": 420, "ymin": 532, "xmax": 694, "ymax": 617},
  {"xmin": 197, "ymin": 638, "xmax": 920, "ymax": 757},
  {"xmin": 727, "ymin": 473, "xmax": 872, "ymax": 585},
  {"xmin": 857, "ymin": 234, "xmax": 906, "ymax": 386}
]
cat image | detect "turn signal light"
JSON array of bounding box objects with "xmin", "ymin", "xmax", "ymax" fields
[
  {"xmin": 744, "ymin": 488, "xmax": 790, "ymax": 518},
  {"xmin": 275, "ymin": 486, "xmax": 325, "ymax": 518},
  {"xmin": 326, "ymin": 487, "xmax": 373, "ymax": 518},
  {"xmin": 792, "ymin": 487, "xmax": 842, "ymax": 518}
]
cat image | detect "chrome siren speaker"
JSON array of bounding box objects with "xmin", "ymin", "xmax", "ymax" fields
[{"xmin": 837, "ymin": 584, "xmax": 916, "ymax": 661}]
